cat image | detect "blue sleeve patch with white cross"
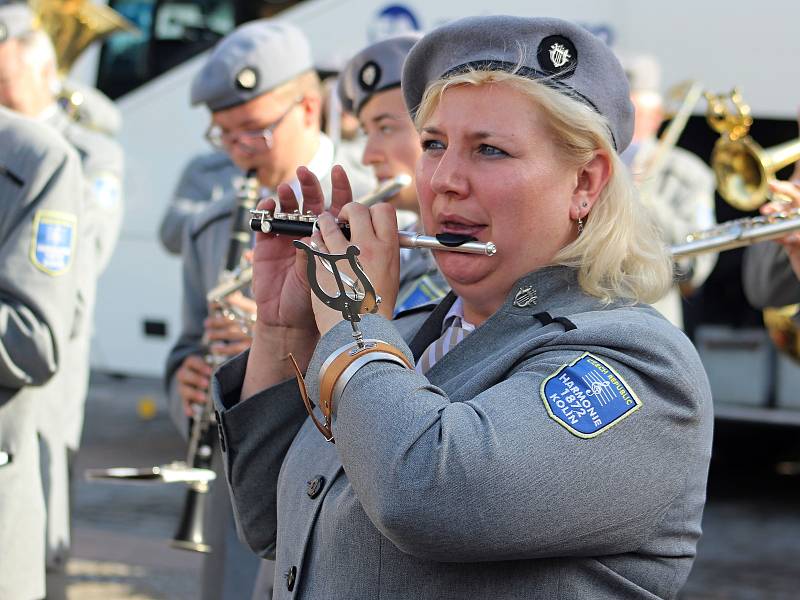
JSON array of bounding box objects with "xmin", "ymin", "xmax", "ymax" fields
[
  {"xmin": 540, "ymin": 352, "xmax": 642, "ymax": 438},
  {"xmin": 30, "ymin": 210, "xmax": 77, "ymax": 276}
]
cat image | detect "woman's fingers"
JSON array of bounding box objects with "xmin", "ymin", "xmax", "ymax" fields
[
  {"xmin": 330, "ymin": 165, "xmax": 354, "ymax": 214},
  {"xmin": 297, "ymin": 166, "xmax": 326, "ymax": 214}
]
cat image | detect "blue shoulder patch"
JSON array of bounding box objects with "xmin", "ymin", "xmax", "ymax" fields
[
  {"xmin": 30, "ymin": 210, "xmax": 77, "ymax": 276},
  {"xmin": 540, "ymin": 352, "xmax": 641, "ymax": 438},
  {"xmin": 394, "ymin": 274, "xmax": 447, "ymax": 316}
]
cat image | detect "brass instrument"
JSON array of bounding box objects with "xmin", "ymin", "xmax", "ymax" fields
[
  {"xmin": 30, "ymin": 0, "xmax": 137, "ymax": 75},
  {"xmin": 707, "ymin": 89, "xmax": 800, "ymax": 211},
  {"xmin": 30, "ymin": 0, "xmax": 137, "ymax": 128},
  {"xmin": 671, "ymin": 210, "xmax": 800, "ymax": 257}
]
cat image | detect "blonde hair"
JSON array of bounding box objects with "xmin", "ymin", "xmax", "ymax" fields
[{"xmin": 414, "ymin": 69, "xmax": 673, "ymax": 305}]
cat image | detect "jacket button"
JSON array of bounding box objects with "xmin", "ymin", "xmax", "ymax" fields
[
  {"xmin": 0, "ymin": 451, "xmax": 10, "ymax": 467},
  {"xmin": 306, "ymin": 475, "xmax": 325, "ymax": 499},
  {"xmin": 285, "ymin": 565, "xmax": 297, "ymax": 591}
]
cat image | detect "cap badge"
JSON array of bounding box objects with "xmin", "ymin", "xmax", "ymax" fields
[
  {"xmin": 549, "ymin": 43, "xmax": 572, "ymax": 69},
  {"xmin": 358, "ymin": 61, "xmax": 381, "ymax": 91},
  {"xmin": 537, "ymin": 35, "xmax": 578, "ymax": 77},
  {"xmin": 236, "ymin": 67, "xmax": 259, "ymax": 91},
  {"xmin": 513, "ymin": 286, "xmax": 538, "ymax": 308},
  {"xmin": 0, "ymin": 22, "xmax": 7, "ymax": 43}
]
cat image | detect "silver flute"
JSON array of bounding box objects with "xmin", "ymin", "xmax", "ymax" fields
[{"xmin": 249, "ymin": 209, "xmax": 497, "ymax": 256}]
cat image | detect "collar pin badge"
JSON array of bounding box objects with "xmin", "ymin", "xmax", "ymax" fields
[{"xmin": 513, "ymin": 286, "xmax": 537, "ymax": 308}]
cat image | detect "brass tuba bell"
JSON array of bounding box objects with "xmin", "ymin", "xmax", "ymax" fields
[
  {"xmin": 29, "ymin": 0, "xmax": 137, "ymax": 75},
  {"xmin": 706, "ymin": 89, "xmax": 800, "ymax": 212}
]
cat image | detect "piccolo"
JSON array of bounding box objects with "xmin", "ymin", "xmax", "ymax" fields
[{"xmin": 249, "ymin": 209, "xmax": 497, "ymax": 256}]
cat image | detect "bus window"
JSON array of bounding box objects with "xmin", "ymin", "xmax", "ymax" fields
[{"xmin": 97, "ymin": 0, "xmax": 309, "ymax": 100}]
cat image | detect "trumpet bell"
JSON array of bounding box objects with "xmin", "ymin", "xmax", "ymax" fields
[{"xmin": 712, "ymin": 136, "xmax": 800, "ymax": 212}]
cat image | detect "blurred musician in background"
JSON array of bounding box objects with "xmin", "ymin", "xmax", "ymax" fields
[
  {"xmin": 0, "ymin": 2, "xmax": 124, "ymax": 587},
  {"xmin": 337, "ymin": 33, "xmax": 449, "ymax": 315},
  {"xmin": 619, "ymin": 53, "xmax": 716, "ymax": 330},
  {"xmin": 163, "ymin": 19, "xmax": 372, "ymax": 600},
  {"xmin": 742, "ymin": 162, "xmax": 800, "ymax": 309}
]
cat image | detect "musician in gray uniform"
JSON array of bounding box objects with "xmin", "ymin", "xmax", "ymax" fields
[
  {"xmin": 164, "ymin": 20, "xmax": 370, "ymax": 600},
  {"xmin": 211, "ymin": 16, "xmax": 713, "ymax": 599},
  {"xmin": 743, "ymin": 176, "xmax": 800, "ymax": 309},
  {"xmin": 618, "ymin": 53, "xmax": 716, "ymax": 330},
  {"xmin": 159, "ymin": 150, "xmax": 240, "ymax": 254},
  {"xmin": 0, "ymin": 6, "xmax": 124, "ymax": 574},
  {"xmin": 338, "ymin": 34, "xmax": 449, "ymax": 313},
  {"xmin": 0, "ymin": 106, "xmax": 84, "ymax": 600}
]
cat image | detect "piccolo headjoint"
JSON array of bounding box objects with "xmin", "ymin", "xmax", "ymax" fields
[{"xmin": 249, "ymin": 209, "xmax": 496, "ymax": 256}]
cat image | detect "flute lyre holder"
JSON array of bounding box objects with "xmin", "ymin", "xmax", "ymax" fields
[{"xmin": 288, "ymin": 241, "xmax": 382, "ymax": 442}]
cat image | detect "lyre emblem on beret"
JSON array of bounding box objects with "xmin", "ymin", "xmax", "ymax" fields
[
  {"xmin": 537, "ymin": 35, "xmax": 578, "ymax": 76},
  {"xmin": 236, "ymin": 67, "xmax": 259, "ymax": 91},
  {"xmin": 0, "ymin": 22, "xmax": 7, "ymax": 43},
  {"xmin": 358, "ymin": 61, "xmax": 381, "ymax": 91},
  {"xmin": 549, "ymin": 43, "xmax": 572, "ymax": 69},
  {"xmin": 513, "ymin": 286, "xmax": 538, "ymax": 308}
]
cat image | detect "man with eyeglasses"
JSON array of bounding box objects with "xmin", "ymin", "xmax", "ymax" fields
[{"xmin": 163, "ymin": 20, "xmax": 372, "ymax": 600}]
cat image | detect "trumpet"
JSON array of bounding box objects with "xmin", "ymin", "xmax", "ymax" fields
[
  {"xmin": 249, "ymin": 209, "xmax": 497, "ymax": 256},
  {"xmin": 706, "ymin": 89, "xmax": 800, "ymax": 211},
  {"xmin": 671, "ymin": 209, "xmax": 800, "ymax": 257}
]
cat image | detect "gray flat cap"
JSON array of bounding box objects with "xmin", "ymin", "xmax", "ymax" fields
[
  {"xmin": 402, "ymin": 15, "xmax": 634, "ymax": 151},
  {"xmin": 191, "ymin": 20, "xmax": 313, "ymax": 112},
  {"xmin": 0, "ymin": 3, "xmax": 35, "ymax": 43},
  {"xmin": 338, "ymin": 33, "xmax": 422, "ymax": 116}
]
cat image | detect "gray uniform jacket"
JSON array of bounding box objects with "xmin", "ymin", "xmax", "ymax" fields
[
  {"xmin": 0, "ymin": 110, "xmax": 84, "ymax": 600},
  {"xmin": 37, "ymin": 108, "xmax": 124, "ymax": 569},
  {"xmin": 159, "ymin": 151, "xmax": 241, "ymax": 255},
  {"xmin": 742, "ymin": 241, "xmax": 800, "ymax": 309},
  {"xmin": 213, "ymin": 266, "xmax": 713, "ymax": 600}
]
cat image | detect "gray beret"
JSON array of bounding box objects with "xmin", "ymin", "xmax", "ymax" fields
[
  {"xmin": 191, "ymin": 20, "xmax": 313, "ymax": 112},
  {"xmin": 338, "ymin": 33, "xmax": 422, "ymax": 116},
  {"xmin": 0, "ymin": 3, "xmax": 35, "ymax": 43},
  {"xmin": 401, "ymin": 15, "xmax": 634, "ymax": 151}
]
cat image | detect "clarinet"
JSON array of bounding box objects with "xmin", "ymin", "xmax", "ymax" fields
[{"xmin": 172, "ymin": 169, "xmax": 260, "ymax": 553}]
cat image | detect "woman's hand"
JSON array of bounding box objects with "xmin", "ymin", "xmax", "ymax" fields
[
  {"xmin": 309, "ymin": 201, "xmax": 400, "ymax": 336},
  {"xmin": 242, "ymin": 165, "xmax": 352, "ymax": 398},
  {"xmin": 250, "ymin": 165, "xmax": 354, "ymax": 327}
]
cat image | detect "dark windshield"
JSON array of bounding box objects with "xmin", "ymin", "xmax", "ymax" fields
[{"xmin": 97, "ymin": 0, "xmax": 306, "ymax": 100}]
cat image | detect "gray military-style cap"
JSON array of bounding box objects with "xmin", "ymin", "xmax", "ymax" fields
[
  {"xmin": 338, "ymin": 33, "xmax": 422, "ymax": 116},
  {"xmin": 402, "ymin": 15, "xmax": 635, "ymax": 152},
  {"xmin": 191, "ymin": 20, "xmax": 313, "ymax": 112},
  {"xmin": 0, "ymin": 3, "xmax": 35, "ymax": 43}
]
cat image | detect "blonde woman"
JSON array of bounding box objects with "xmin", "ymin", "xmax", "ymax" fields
[{"xmin": 214, "ymin": 16, "xmax": 712, "ymax": 599}]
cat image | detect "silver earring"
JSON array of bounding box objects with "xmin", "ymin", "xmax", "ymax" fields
[
  {"xmin": 577, "ymin": 217, "xmax": 584, "ymax": 235},
  {"xmin": 581, "ymin": 201, "xmax": 588, "ymax": 208}
]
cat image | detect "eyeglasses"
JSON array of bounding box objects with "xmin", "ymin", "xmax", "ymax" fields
[{"xmin": 204, "ymin": 98, "xmax": 303, "ymax": 152}]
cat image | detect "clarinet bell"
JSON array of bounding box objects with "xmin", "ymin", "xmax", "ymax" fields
[{"xmin": 171, "ymin": 482, "xmax": 213, "ymax": 553}]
